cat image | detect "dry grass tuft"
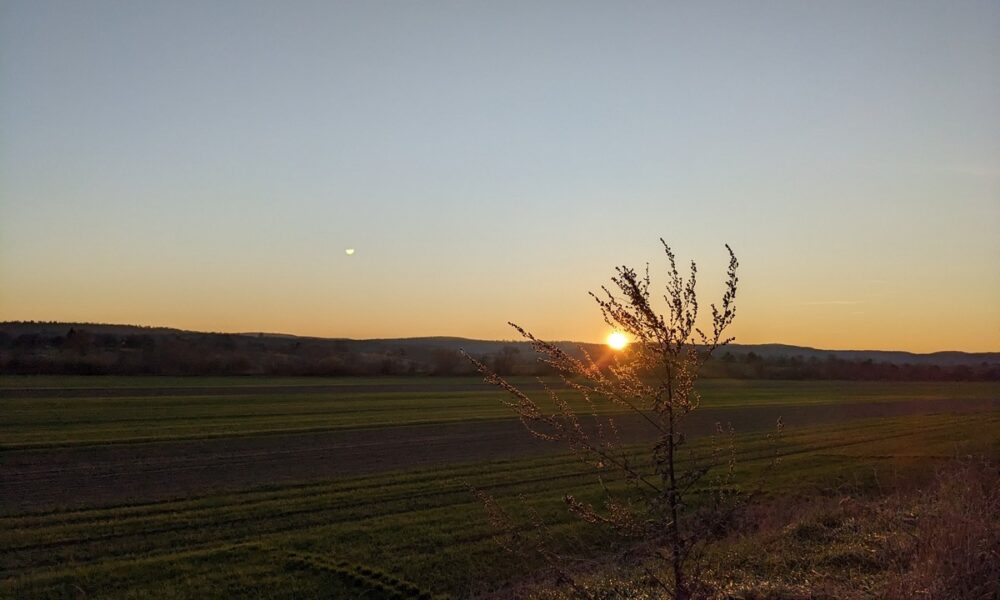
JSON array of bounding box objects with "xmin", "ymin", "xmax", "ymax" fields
[
  {"xmin": 710, "ymin": 457, "xmax": 1000, "ymax": 600},
  {"xmin": 881, "ymin": 458, "xmax": 1000, "ymax": 600},
  {"xmin": 504, "ymin": 456, "xmax": 998, "ymax": 599}
]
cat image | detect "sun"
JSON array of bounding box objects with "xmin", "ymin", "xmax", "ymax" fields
[{"xmin": 606, "ymin": 331, "xmax": 629, "ymax": 351}]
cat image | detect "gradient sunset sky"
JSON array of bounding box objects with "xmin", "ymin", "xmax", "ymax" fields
[{"xmin": 1, "ymin": 1, "xmax": 998, "ymax": 352}]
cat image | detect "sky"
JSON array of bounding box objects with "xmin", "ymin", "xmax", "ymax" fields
[{"xmin": 1, "ymin": 1, "xmax": 998, "ymax": 352}]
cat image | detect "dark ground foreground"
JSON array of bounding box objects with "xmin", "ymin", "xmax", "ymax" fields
[{"xmin": 3, "ymin": 397, "xmax": 997, "ymax": 515}]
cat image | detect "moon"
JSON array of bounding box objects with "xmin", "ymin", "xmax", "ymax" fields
[{"xmin": 345, "ymin": 248, "xmax": 355, "ymax": 256}]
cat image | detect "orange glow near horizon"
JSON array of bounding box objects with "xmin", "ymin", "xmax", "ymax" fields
[{"xmin": 1, "ymin": 274, "xmax": 998, "ymax": 353}]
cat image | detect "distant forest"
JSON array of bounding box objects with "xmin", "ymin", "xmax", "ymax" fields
[{"xmin": 1, "ymin": 322, "xmax": 998, "ymax": 381}]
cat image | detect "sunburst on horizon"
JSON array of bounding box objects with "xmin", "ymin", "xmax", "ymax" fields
[{"xmin": 606, "ymin": 331, "xmax": 629, "ymax": 351}]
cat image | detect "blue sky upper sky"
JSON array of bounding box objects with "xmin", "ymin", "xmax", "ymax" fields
[{"xmin": 1, "ymin": 0, "xmax": 998, "ymax": 351}]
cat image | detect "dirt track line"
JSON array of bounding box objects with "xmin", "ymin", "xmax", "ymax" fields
[{"xmin": 3, "ymin": 429, "xmax": 509, "ymax": 482}]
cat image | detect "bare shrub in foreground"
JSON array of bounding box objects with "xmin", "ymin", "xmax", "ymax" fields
[{"xmin": 465, "ymin": 240, "xmax": 769, "ymax": 599}]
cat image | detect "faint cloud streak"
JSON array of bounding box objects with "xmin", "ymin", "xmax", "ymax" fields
[{"xmin": 800, "ymin": 300, "xmax": 865, "ymax": 306}]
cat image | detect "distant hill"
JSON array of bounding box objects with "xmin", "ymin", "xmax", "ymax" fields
[
  {"xmin": 719, "ymin": 343, "xmax": 1000, "ymax": 367},
  {"xmin": 0, "ymin": 322, "xmax": 189, "ymax": 338},
  {"xmin": 1, "ymin": 321, "xmax": 997, "ymax": 379}
]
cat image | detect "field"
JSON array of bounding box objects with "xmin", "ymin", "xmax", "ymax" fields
[{"xmin": 2, "ymin": 377, "xmax": 999, "ymax": 598}]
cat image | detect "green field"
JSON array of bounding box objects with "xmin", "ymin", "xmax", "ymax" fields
[
  {"xmin": 3, "ymin": 377, "xmax": 997, "ymax": 449},
  {"xmin": 2, "ymin": 377, "xmax": 999, "ymax": 598}
]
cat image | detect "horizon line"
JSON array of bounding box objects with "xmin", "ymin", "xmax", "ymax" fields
[{"xmin": 2, "ymin": 319, "xmax": 997, "ymax": 356}]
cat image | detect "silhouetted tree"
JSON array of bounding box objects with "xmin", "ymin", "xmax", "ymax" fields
[
  {"xmin": 466, "ymin": 240, "xmax": 764, "ymax": 598},
  {"xmin": 430, "ymin": 348, "xmax": 462, "ymax": 375},
  {"xmin": 492, "ymin": 345, "xmax": 521, "ymax": 376}
]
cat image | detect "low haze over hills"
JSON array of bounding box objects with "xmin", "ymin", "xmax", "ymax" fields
[{"xmin": 3, "ymin": 321, "xmax": 997, "ymax": 380}]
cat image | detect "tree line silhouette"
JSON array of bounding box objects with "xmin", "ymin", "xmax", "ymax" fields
[{"xmin": 1, "ymin": 326, "xmax": 996, "ymax": 380}]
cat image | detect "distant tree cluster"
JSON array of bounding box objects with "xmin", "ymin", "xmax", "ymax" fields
[
  {"xmin": 0, "ymin": 323, "xmax": 996, "ymax": 380},
  {"xmin": 699, "ymin": 351, "xmax": 1000, "ymax": 381},
  {"xmin": 0, "ymin": 328, "xmax": 472, "ymax": 376}
]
